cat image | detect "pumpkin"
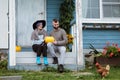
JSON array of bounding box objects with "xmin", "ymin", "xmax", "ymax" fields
[
  {"xmin": 16, "ymin": 46, "xmax": 21, "ymax": 52},
  {"xmin": 44, "ymin": 36, "xmax": 55, "ymax": 43}
]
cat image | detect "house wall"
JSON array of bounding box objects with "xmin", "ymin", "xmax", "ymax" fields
[
  {"xmin": 0, "ymin": 0, "xmax": 8, "ymax": 49},
  {"xmin": 46, "ymin": 0, "xmax": 63, "ymax": 34},
  {"xmin": 83, "ymin": 29, "xmax": 120, "ymax": 49}
]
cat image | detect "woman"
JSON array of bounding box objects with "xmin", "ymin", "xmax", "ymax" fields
[{"xmin": 31, "ymin": 20, "xmax": 48, "ymax": 65}]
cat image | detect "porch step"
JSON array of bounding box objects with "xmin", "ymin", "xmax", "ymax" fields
[
  {"xmin": 16, "ymin": 52, "xmax": 77, "ymax": 64},
  {"xmin": 13, "ymin": 64, "xmax": 83, "ymax": 71}
]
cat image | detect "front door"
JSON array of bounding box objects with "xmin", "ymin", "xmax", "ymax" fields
[
  {"xmin": 16, "ymin": 0, "xmax": 46, "ymax": 47},
  {"xmin": 0, "ymin": 0, "xmax": 8, "ymax": 48}
]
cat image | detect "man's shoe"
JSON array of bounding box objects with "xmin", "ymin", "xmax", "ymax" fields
[
  {"xmin": 53, "ymin": 57, "xmax": 58, "ymax": 64},
  {"xmin": 58, "ymin": 64, "xmax": 64, "ymax": 73}
]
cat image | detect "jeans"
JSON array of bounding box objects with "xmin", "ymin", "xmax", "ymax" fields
[{"xmin": 47, "ymin": 42, "xmax": 66, "ymax": 64}]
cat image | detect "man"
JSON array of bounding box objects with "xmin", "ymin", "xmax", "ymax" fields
[{"xmin": 47, "ymin": 19, "xmax": 68, "ymax": 72}]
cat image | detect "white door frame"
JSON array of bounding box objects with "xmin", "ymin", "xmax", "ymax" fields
[{"xmin": 9, "ymin": 0, "xmax": 16, "ymax": 66}]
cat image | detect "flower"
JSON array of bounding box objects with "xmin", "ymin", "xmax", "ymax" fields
[
  {"xmin": 101, "ymin": 42, "xmax": 120, "ymax": 57},
  {"xmin": 89, "ymin": 43, "xmax": 120, "ymax": 58},
  {"xmin": 66, "ymin": 34, "xmax": 74, "ymax": 52},
  {"xmin": 67, "ymin": 34, "xmax": 74, "ymax": 44}
]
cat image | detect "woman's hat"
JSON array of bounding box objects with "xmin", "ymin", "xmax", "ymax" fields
[{"xmin": 33, "ymin": 20, "xmax": 46, "ymax": 30}]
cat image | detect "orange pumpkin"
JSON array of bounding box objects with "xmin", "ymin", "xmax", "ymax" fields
[
  {"xmin": 44, "ymin": 36, "xmax": 55, "ymax": 43},
  {"xmin": 16, "ymin": 46, "xmax": 21, "ymax": 52}
]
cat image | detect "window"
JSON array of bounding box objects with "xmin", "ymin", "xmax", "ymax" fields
[
  {"xmin": 103, "ymin": 0, "xmax": 120, "ymax": 18},
  {"xmin": 82, "ymin": 0, "xmax": 100, "ymax": 18},
  {"xmin": 82, "ymin": 0, "xmax": 120, "ymax": 19}
]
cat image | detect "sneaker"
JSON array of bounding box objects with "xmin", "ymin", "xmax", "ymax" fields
[
  {"xmin": 43, "ymin": 57, "xmax": 48, "ymax": 66},
  {"xmin": 58, "ymin": 64, "xmax": 64, "ymax": 73},
  {"xmin": 36, "ymin": 57, "xmax": 41, "ymax": 65},
  {"xmin": 53, "ymin": 57, "xmax": 58, "ymax": 64}
]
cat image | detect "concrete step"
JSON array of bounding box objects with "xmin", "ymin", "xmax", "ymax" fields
[
  {"xmin": 12, "ymin": 64, "xmax": 82, "ymax": 71},
  {"xmin": 16, "ymin": 52, "xmax": 77, "ymax": 64}
]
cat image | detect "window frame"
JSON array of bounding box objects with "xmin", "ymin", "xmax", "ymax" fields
[{"xmin": 82, "ymin": 0, "xmax": 120, "ymax": 24}]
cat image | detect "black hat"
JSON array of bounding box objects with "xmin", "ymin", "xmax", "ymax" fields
[{"xmin": 33, "ymin": 20, "xmax": 46, "ymax": 30}]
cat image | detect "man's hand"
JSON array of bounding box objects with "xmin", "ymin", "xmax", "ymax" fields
[{"xmin": 53, "ymin": 40, "xmax": 57, "ymax": 45}]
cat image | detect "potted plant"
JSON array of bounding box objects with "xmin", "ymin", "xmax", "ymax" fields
[{"xmin": 89, "ymin": 42, "xmax": 120, "ymax": 66}]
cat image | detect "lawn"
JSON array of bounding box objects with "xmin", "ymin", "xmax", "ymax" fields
[{"xmin": 0, "ymin": 66, "xmax": 120, "ymax": 80}]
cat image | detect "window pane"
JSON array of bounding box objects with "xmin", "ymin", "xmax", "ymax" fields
[
  {"xmin": 86, "ymin": 8, "xmax": 91, "ymax": 18},
  {"xmin": 82, "ymin": 0, "xmax": 100, "ymax": 18},
  {"xmin": 112, "ymin": 5, "xmax": 120, "ymax": 17},
  {"xmin": 103, "ymin": 4, "xmax": 120, "ymax": 17},
  {"xmin": 91, "ymin": 9, "xmax": 100, "ymax": 18},
  {"xmin": 103, "ymin": 5, "xmax": 112, "ymax": 17},
  {"xmin": 91, "ymin": 0, "xmax": 99, "ymax": 7}
]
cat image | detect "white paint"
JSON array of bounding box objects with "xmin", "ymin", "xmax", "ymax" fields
[
  {"xmin": 0, "ymin": 0, "xmax": 8, "ymax": 48},
  {"xmin": 100, "ymin": 0, "xmax": 103, "ymax": 19},
  {"xmin": 71, "ymin": 24, "xmax": 77, "ymax": 64},
  {"xmin": 16, "ymin": 0, "xmax": 46, "ymax": 47},
  {"xmin": 16, "ymin": 52, "xmax": 76, "ymax": 64},
  {"xmin": 82, "ymin": 19, "xmax": 120, "ymax": 24},
  {"xmin": 16, "ymin": 57, "xmax": 76, "ymax": 64},
  {"xmin": 9, "ymin": 0, "xmax": 16, "ymax": 66},
  {"xmin": 76, "ymin": 0, "xmax": 84, "ymax": 66}
]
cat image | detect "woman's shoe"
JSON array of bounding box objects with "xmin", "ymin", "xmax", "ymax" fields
[
  {"xmin": 43, "ymin": 57, "xmax": 48, "ymax": 66},
  {"xmin": 36, "ymin": 57, "xmax": 41, "ymax": 65}
]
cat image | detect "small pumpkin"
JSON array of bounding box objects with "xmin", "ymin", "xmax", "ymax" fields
[
  {"xmin": 16, "ymin": 46, "xmax": 21, "ymax": 52},
  {"xmin": 44, "ymin": 36, "xmax": 55, "ymax": 43}
]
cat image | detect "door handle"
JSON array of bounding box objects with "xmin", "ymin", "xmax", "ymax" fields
[{"xmin": 38, "ymin": 12, "xmax": 44, "ymax": 15}]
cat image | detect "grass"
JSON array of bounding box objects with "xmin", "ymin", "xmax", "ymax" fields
[{"xmin": 0, "ymin": 66, "xmax": 120, "ymax": 80}]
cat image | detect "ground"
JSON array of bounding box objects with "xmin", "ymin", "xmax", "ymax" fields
[{"xmin": 0, "ymin": 66, "xmax": 120, "ymax": 80}]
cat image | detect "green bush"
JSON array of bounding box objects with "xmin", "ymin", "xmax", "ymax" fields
[
  {"xmin": 59, "ymin": 0, "xmax": 75, "ymax": 34},
  {"xmin": 0, "ymin": 59, "xmax": 8, "ymax": 69}
]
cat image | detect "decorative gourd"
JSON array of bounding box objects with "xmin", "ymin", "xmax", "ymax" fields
[
  {"xmin": 44, "ymin": 36, "xmax": 55, "ymax": 43},
  {"xmin": 16, "ymin": 46, "xmax": 21, "ymax": 52}
]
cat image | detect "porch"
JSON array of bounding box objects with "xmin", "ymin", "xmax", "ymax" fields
[{"xmin": 7, "ymin": 0, "xmax": 84, "ymax": 71}]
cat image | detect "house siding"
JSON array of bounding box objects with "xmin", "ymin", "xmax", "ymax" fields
[
  {"xmin": 47, "ymin": 0, "xmax": 63, "ymax": 34},
  {"xmin": 83, "ymin": 29, "xmax": 120, "ymax": 49}
]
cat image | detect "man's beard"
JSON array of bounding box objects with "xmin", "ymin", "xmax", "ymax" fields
[{"xmin": 53, "ymin": 27, "xmax": 59, "ymax": 29}]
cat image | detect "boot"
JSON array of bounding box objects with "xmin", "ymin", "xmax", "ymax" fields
[
  {"xmin": 53, "ymin": 57, "xmax": 58, "ymax": 64},
  {"xmin": 36, "ymin": 57, "xmax": 41, "ymax": 65},
  {"xmin": 58, "ymin": 64, "xmax": 64, "ymax": 73},
  {"xmin": 43, "ymin": 57, "xmax": 48, "ymax": 66}
]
